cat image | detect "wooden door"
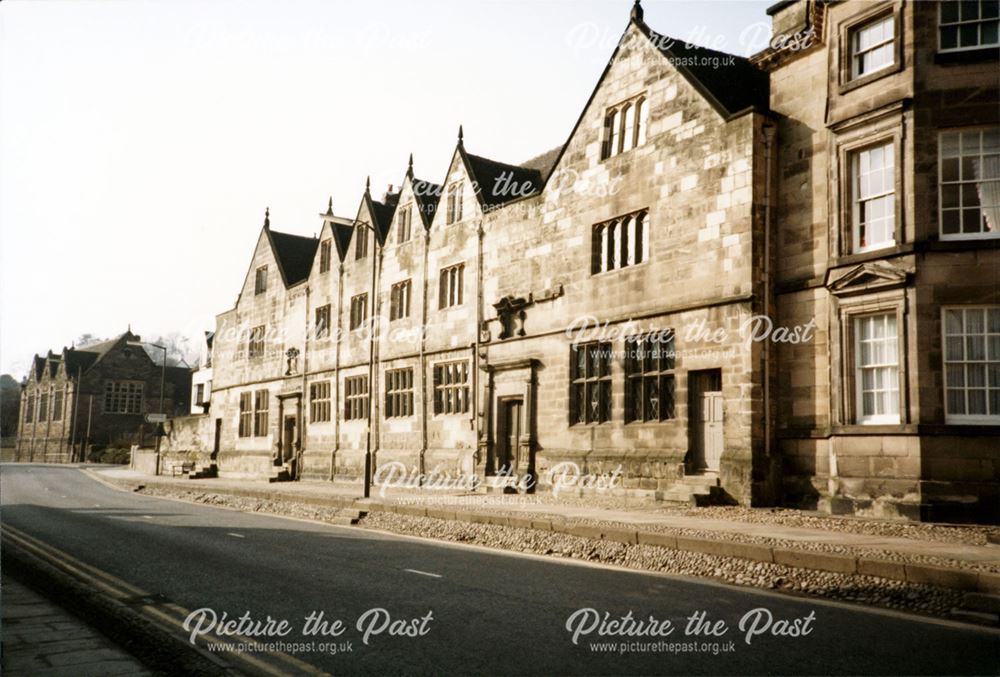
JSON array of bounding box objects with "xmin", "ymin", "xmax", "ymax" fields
[
  {"xmin": 702, "ymin": 391, "xmax": 723, "ymax": 471},
  {"xmin": 497, "ymin": 399, "xmax": 522, "ymax": 473}
]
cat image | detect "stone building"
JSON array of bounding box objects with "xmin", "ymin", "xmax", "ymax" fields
[
  {"xmin": 179, "ymin": 0, "xmax": 997, "ymax": 522},
  {"xmin": 15, "ymin": 330, "xmax": 192, "ymax": 462},
  {"xmin": 756, "ymin": 0, "xmax": 999, "ymax": 522}
]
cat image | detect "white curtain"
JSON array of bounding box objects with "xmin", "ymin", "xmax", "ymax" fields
[{"xmin": 975, "ymin": 156, "xmax": 1000, "ymax": 233}]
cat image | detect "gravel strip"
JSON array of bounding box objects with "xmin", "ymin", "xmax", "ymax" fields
[
  {"xmin": 362, "ymin": 511, "xmax": 964, "ymax": 619},
  {"xmin": 124, "ymin": 481, "xmax": 1000, "ymax": 574},
  {"xmin": 126, "ymin": 484, "xmax": 965, "ymax": 620}
]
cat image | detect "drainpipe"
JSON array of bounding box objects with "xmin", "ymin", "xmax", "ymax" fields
[
  {"xmin": 474, "ymin": 217, "xmax": 484, "ymax": 473},
  {"xmin": 419, "ymin": 227, "xmax": 430, "ymax": 481},
  {"xmin": 300, "ymin": 284, "xmax": 310, "ymax": 480},
  {"xmin": 762, "ymin": 122, "xmax": 776, "ymax": 500},
  {"xmin": 372, "ymin": 245, "xmax": 383, "ymax": 470},
  {"xmin": 71, "ymin": 367, "xmax": 82, "ymax": 461},
  {"xmin": 331, "ymin": 262, "xmax": 344, "ymax": 481}
]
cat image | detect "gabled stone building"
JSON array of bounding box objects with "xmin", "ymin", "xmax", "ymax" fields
[
  {"xmin": 15, "ymin": 330, "xmax": 192, "ymax": 462},
  {"xmin": 175, "ymin": 0, "xmax": 998, "ymax": 522}
]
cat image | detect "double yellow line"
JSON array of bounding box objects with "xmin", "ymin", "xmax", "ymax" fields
[{"xmin": 2, "ymin": 523, "xmax": 327, "ymax": 676}]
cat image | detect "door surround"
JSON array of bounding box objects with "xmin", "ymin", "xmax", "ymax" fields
[
  {"xmin": 687, "ymin": 369, "xmax": 723, "ymax": 474},
  {"xmin": 479, "ymin": 358, "xmax": 539, "ymax": 483},
  {"xmin": 276, "ymin": 392, "xmax": 303, "ymax": 479}
]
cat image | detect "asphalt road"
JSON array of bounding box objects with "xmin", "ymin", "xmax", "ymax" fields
[{"xmin": 2, "ymin": 464, "xmax": 997, "ymax": 676}]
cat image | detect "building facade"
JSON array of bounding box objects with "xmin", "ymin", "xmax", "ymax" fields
[
  {"xmin": 15, "ymin": 331, "xmax": 193, "ymax": 462},
  {"xmin": 178, "ymin": 0, "xmax": 998, "ymax": 522},
  {"xmin": 757, "ymin": 0, "xmax": 999, "ymax": 522}
]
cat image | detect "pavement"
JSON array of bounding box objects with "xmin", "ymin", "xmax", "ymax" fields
[
  {"xmin": 2, "ymin": 464, "xmax": 999, "ymax": 675},
  {"xmin": 94, "ymin": 466, "xmax": 1000, "ymax": 582},
  {"xmin": 1, "ymin": 574, "xmax": 150, "ymax": 676}
]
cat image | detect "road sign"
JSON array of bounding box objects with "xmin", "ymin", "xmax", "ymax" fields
[{"xmin": 145, "ymin": 413, "xmax": 167, "ymax": 424}]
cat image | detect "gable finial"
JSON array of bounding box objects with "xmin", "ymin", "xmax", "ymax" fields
[
  {"xmin": 407, "ymin": 152, "xmax": 414, "ymax": 177},
  {"xmin": 631, "ymin": 0, "xmax": 643, "ymax": 22},
  {"xmin": 326, "ymin": 196, "xmax": 333, "ymax": 215},
  {"xmin": 365, "ymin": 176, "xmax": 371, "ymax": 194},
  {"xmin": 264, "ymin": 206, "xmax": 270, "ymax": 229},
  {"xmin": 458, "ymin": 124, "xmax": 464, "ymax": 147}
]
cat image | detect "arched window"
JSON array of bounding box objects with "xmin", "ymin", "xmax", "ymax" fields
[
  {"xmin": 608, "ymin": 109, "xmax": 620, "ymax": 159},
  {"xmin": 621, "ymin": 103, "xmax": 635, "ymax": 153},
  {"xmin": 634, "ymin": 97, "xmax": 647, "ymax": 147}
]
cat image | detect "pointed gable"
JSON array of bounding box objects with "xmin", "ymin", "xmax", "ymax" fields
[{"xmin": 539, "ymin": 9, "xmax": 768, "ymax": 193}]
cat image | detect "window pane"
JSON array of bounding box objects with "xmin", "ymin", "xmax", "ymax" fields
[
  {"xmin": 947, "ymin": 388, "xmax": 967, "ymax": 414},
  {"xmin": 969, "ymin": 364, "xmax": 987, "ymax": 387},
  {"xmin": 968, "ymin": 389, "xmax": 987, "ymax": 414},
  {"xmin": 947, "ymin": 364, "xmax": 966, "ymax": 387},
  {"xmin": 941, "ymin": 25, "xmax": 959, "ymax": 49},
  {"xmin": 941, "ymin": 0, "xmax": 960, "ymax": 23}
]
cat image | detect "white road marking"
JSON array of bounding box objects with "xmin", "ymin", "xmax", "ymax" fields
[
  {"xmin": 227, "ymin": 532, "xmax": 246, "ymax": 538},
  {"xmin": 142, "ymin": 515, "xmax": 153, "ymax": 519},
  {"xmin": 404, "ymin": 568, "xmax": 442, "ymax": 578}
]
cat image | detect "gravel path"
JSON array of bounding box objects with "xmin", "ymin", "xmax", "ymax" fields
[{"xmin": 127, "ymin": 484, "xmax": 967, "ymax": 620}]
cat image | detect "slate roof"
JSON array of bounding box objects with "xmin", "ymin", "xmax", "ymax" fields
[
  {"xmin": 647, "ymin": 33, "xmax": 770, "ymax": 115},
  {"xmin": 266, "ymin": 229, "xmax": 319, "ymax": 286},
  {"xmin": 367, "ymin": 197, "xmax": 397, "ymax": 245},
  {"xmin": 411, "ymin": 177, "xmax": 442, "ymax": 227},
  {"xmin": 332, "ymin": 221, "xmax": 355, "ymax": 260},
  {"xmin": 519, "ymin": 146, "xmax": 562, "ymax": 182},
  {"xmin": 463, "ymin": 152, "xmax": 544, "ymax": 210},
  {"xmin": 64, "ymin": 348, "xmax": 99, "ymax": 375}
]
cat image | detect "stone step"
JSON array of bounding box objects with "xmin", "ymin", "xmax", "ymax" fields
[
  {"xmin": 328, "ymin": 511, "xmax": 367, "ymax": 526},
  {"xmin": 948, "ymin": 609, "xmax": 999, "ymax": 627},
  {"xmin": 678, "ymin": 474, "xmax": 721, "ymax": 488},
  {"xmin": 959, "ymin": 592, "xmax": 1000, "ymax": 615}
]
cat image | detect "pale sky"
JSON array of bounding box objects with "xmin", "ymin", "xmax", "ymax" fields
[{"xmin": 0, "ymin": 0, "xmax": 773, "ymax": 377}]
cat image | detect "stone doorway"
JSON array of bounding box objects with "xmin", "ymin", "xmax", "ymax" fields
[{"xmin": 688, "ymin": 369, "xmax": 723, "ymax": 474}]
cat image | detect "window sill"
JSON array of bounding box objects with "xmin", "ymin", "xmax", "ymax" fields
[
  {"xmin": 832, "ymin": 423, "xmax": 911, "ymax": 435},
  {"xmin": 601, "ymin": 142, "xmax": 646, "ymax": 164},
  {"xmin": 839, "ymin": 61, "xmax": 900, "ymax": 95},
  {"xmin": 938, "ymin": 232, "xmax": 1000, "ymax": 242},
  {"xmin": 624, "ymin": 419, "xmax": 677, "ymax": 426},
  {"xmin": 934, "ymin": 46, "xmax": 1000, "ymax": 64},
  {"xmin": 944, "ymin": 416, "xmax": 1000, "ymax": 426},
  {"xmin": 591, "ymin": 260, "xmax": 650, "ymax": 278},
  {"xmin": 830, "ymin": 242, "xmax": 914, "ymax": 269}
]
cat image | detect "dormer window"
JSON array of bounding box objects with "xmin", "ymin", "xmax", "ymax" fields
[
  {"xmin": 446, "ymin": 183, "xmax": 463, "ymax": 224},
  {"xmin": 254, "ymin": 266, "xmax": 268, "ymax": 295},
  {"xmin": 398, "ymin": 204, "xmax": 412, "ymax": 243},
  {"xmin": 602, "ymin": 94, "xmax": 647, "ymax": 160}
]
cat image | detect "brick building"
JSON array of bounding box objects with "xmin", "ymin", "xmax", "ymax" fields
[
  {"xmin": 15, "ymin": 330, "xmax": 193, "ymax": 462},
  {"xmin": 181, "ymin": 0, "xmax": 997, "ymax": 522}
]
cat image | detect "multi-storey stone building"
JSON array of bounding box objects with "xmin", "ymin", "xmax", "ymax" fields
[
  {"xmin": 174, "ymin": 0, "xmax": 998, "ymax": 522},
  {"xmin": 15, "ymin": 330, "xmax": 193, "ymax": 462}
]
